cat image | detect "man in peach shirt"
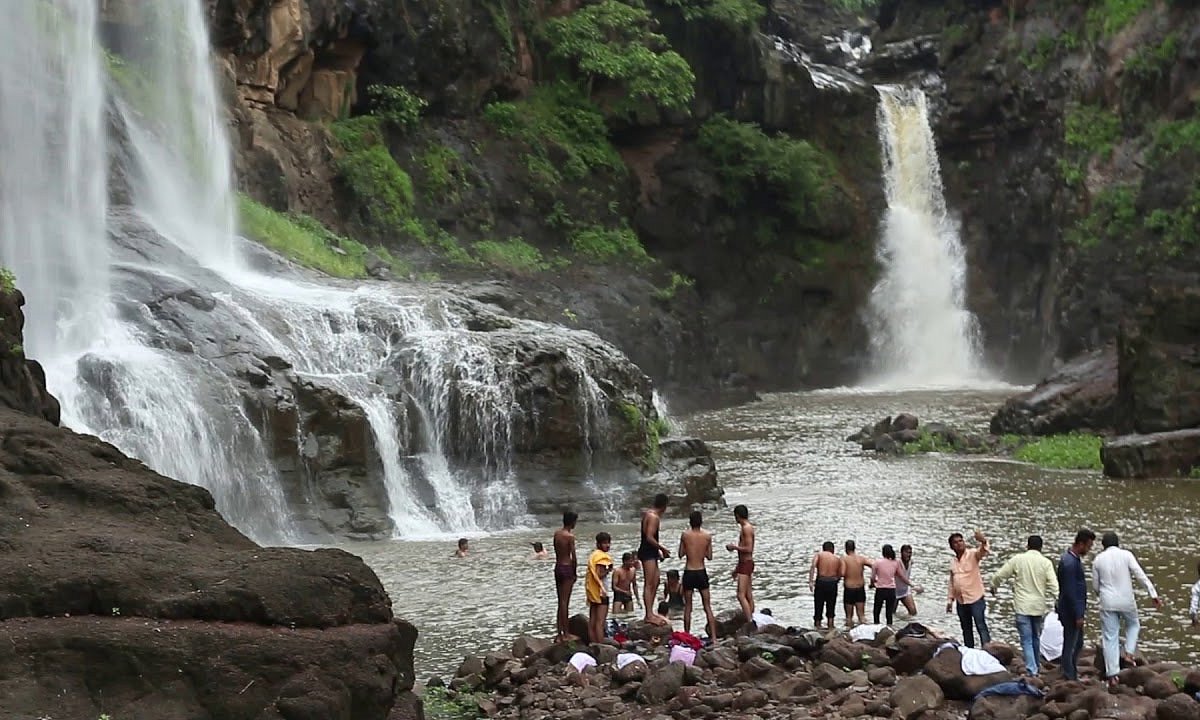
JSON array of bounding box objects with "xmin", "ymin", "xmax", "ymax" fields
[{"xmin": 945, "ymin": 529, "xmax": 990, "ymax": 647}]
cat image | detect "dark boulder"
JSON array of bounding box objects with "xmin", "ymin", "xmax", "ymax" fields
[
  {"xmin": 1101, "ymin": 429, "xmax": 1200, "ymax": 479},
  {"xmin": 1117, "ymin": 283, "xmax": 1200, "ymax": 434},
  {"xmin": 991, "ymin": 348, "xmax": 1118, "ymax": 436}
]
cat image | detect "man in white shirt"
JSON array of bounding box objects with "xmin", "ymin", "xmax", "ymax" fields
[
  {"xmin": 1190, "ymin": 560, "xmax": 1200, "ymax": 627},
  {"xmin": 1091, "ymin": 532, "xmax": 1162, "ymax": 685}
]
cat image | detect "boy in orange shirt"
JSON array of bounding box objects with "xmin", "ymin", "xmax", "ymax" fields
[{"xmin": 587, "ymin": 532, "xmax": 614, "ymax": 643}]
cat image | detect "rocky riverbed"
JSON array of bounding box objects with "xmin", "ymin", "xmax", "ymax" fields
[{"xmin": 437, "ymin": 613, "xmax": 1200, "ymax": 720}]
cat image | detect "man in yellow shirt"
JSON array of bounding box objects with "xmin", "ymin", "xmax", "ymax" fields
[
  {"xmin": 587, "ymin": 532, "xmax": 614, "ymax": 643},
  {"xmin": 990, "ymin": 535, "xmax": 1060, "ymax": 676},
  {"xmin": 946, "ymin": 529, "xmax": 990, "ymax": 647}
]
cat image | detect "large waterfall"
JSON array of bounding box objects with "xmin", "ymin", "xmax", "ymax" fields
[
  {"xmin": 0, "ymin": 0, "xmax": 620, "ymax": 543},
  {"xmin": 866, "ymin": 86, "xmax": 986, "ymax": 388}
]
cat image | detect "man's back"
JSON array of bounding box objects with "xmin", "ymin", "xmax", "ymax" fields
[
  {"xmin": 1093, "ymin": 546, "xmax": 1156, "ymax": 612},
  {"xmin": 681, "ymin": 528, "xmax": 711, "ymax": 570},
  {"xmin": 843, "ymin": 554, "xmax": 869, "ymax": 588},
  {"xmin": 554, "ymin": 528, "xmax": 576, "ymax": 565},
  {"xmin": 816, "ymin": 551, "xmax": 841, "ymax": 578}
]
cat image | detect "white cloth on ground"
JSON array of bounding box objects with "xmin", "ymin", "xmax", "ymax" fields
[
  {"xmin": 849, "ymin": 624, "xmax": 888, "ymax": 642},
  {"xmin": 615, "ymin": 653, "xmax": 645, "ymax": 670},
  {"xmin": 753, "ymin": 611, "xmax": 781, "ymax": 628},
  {"xmin": 1040, "ymin": 611, "xmax": 1064, "ymax": 661},
  {"xmin": 568, "ymin": 652, "xmax": 597, "ymax": 673},
  {"xmin": 960, "ymin": 646, "xmax": 1007, "ymax": 676}
]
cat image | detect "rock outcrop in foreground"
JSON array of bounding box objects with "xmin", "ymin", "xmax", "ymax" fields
[
  {"xmin": 443, "ymin": 613, "xmax": 1200, "ymax": 720},
  {"xmin": 0, "ymin": 286, "xmax": 418, "ymax": 719}
]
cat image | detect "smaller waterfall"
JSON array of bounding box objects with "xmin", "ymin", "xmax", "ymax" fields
[
  {"xmin": 0, "ymin": 0, "xmax": 109, "ymax": 362},
  {"xmin": 571, "ymin": 351, "xmax": 624, "ymax": 523},
  {"xmin": 866, "ymin": 86, "xmax": 985, "ymax": 388}
]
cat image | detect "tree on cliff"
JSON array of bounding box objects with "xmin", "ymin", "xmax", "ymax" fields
[{"xmin": 542, "ymin": 0, "xmax": 695, "ymax": 112}]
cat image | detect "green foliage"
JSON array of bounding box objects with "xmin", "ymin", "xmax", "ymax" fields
[
  {"xmin": 423, "ymin": 687, "xmax": 481, "ymax": 720},
  {"xmin": 902, "ymin": 431, "xmax": 959, "ymax": 455},
  {"xmin": 484, "ymin": 83, "xmax": 625, "ymax": 189},
  {"xmin": 366, "ymin": 85, "xmax": 427, "ymax": 131},
  {"xmin": 1013, "ymin": 433, "xmax": 1103, "ymax": 471},
  {"xmin": 1152, "ymin": 118, "xmax": 1200, "ymax": 157},
  {"xmin": 398, "ymin": 219, "xmax": 477, "ymax": 266},
  {"xmin": 473, "ymin": 237, "xmax": 550, "ymax": 273},
  {"xmin": 330, "ymin": 115, "xmax": 384, "ymax": 153},
  {"xmin": 662, "ymin": 0, "xmax": 765, "ymax": 29},
  {"xmin": 697, "ymin": 115, "xmax": 835, "ymax": 229},
  {"xmin": 0, "ymin": 267, "xmax": 15, "ymax": 294},
  {"xmin": 1143, "ymin": 182, "xmax": 1200, "ymax": 257},
  {"xmin": 825, "ymin": 0, "xmax": 878, "ymax": 11},
  {"xmin": 337, "ymin": 145, "xmax": 415, "ymax": 232},
  {"xmin": 653, "ymin": 272, "xmax": 695, "ymax": 301},
  {"xmin": 1019, "ymin": 31, "xmax": 1080, "ymax": 71},
  {"xmin": 1085, "ymin": 0, "xmax": 1149, "ymax": 39},
  {"xmin": 618, "ymin": 401, "xmax": 665, "ymax": 468},
  {"xmin": 420, "ymin": 143, "xmax": 469, "ymax": 200},
  {"xmin": 102, "ymin": 48, "xmax": 158, "ymax": 118},
  {"xmin": 237, "ymin": 195, "xmax": 370, "ymax": 278},
  {"xmin": 542, "ymin": 0, "xmax": 696, "ymax": 111},
  {"xmin": 1124, "ymin": 34, "xmax": 1178, "ymax": 82},
  {"xmin": 569, "ymin": 224, "xmax": 651, "ymax": 264},
  {"xmin": 1064, "ymin": 104, "xmax": 1122, "ymax": 158},
  {"xmin": 1068, "ymin": 185, "xmax": 1138, "ymax": 249},
  {"xmin": 1190, "ymin": 465, "xmax": 1200, "ymax": 479}
]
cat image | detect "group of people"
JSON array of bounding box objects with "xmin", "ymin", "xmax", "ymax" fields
[
  {"xmin": 551, "ymin": 495, "xmax": 758, "ymax": 645},
  {"xmin": 459, "ymin": 508, "xmax": 1184, "ymax": 687}
]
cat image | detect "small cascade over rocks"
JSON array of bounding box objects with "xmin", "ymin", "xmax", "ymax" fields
[
  {"xmin": 865, "ymin": 85, "xmax": 988, "ymax": 389},
  {"xmin": 0, "ymin": 0, "xmax": 720, "ymax": 542}
]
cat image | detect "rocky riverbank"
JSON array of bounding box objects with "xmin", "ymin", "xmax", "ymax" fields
[
  {"xmin": 0, "ymin": 286, "xmax": 420, "ymax": 718},
  {"xmin": 435, "ymin": 613, "xmax": 1200, "ymax": 720}
]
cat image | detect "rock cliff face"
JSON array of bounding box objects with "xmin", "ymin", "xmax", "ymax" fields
[
  {"xmin": 875, "ymin": 0, "xmax": 1200, "ymax": 381},
  {"xmin": 0, "ymin": 281, "xmax": 420, "ymax": 720},
  {"xmin": 197, "ymin": 0, "xmax": 884, "ymax": 410}
]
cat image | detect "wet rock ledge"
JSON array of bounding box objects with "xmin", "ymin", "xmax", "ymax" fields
[
  {"xmin": 440, "ymin": 613, "xmax": 1200, "ymax": 720},
  {"xmin": 0, "ymin": 286, "xmax": 418, "ymax": 718}
]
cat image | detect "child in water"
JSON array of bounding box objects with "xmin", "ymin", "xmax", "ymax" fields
[{"xmin": 657, "ymin": 569, "xmax": 685, "ymax": 617}]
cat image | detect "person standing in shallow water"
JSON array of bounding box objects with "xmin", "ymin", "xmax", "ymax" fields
[
  {"xmin": 1056, "ymin": 528, "xmax": 1095, "ymax": 681},
  {"xmin": 725, "ymin": 504, "xmax": 756, "ymax": 622},
  {"xmin": 552, "ymin": 511, "xmax": 579, "ymax": 642},
  {"xmin": 1092, "ymin": 531, "xmax": 1162, "ymax": 687},
  {"xmin": 809, "ymin": 541, "xmax": 843, "ymax": 629},
  {"xmin": 896, "ymin": 544, "xmax": 924, "ymax": 617},
  {"xmin": 678, "ymin": 510, "xmax": 718, "ymax": 640},
  {"xmin": 946, "ymin": 529, "xmax": 990, "ymax": 648},
  {"xmin": 841, "ymin": 540, "xmax": 872, "ymax": 627},
  {"xmin": 638, "ymin": 494, "xmax": 671, "ymax": 625},
  {"xmin": 870, "ymin": 544, "xmax": 913, "ymax": 625}
]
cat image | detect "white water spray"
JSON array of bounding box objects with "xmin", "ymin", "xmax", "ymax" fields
[
  {"xmin": 866, "ymin": 86, "xmax": 985, "ymax": 388},
  {"xmin": 0, "ymin": 1, "xmax": 108, "ymax": 360}
]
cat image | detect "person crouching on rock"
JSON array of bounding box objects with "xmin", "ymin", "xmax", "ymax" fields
[
  {"xmin": 679, "ymin": 510, "xmax": 718, "ymax": 641},
  {"xmin": 586, "ymin": 532, "xmax": 614, "ymax": 643},
  {"xmin": 611, "ymin": 552, "xmax": 638, "ymax": 614}
]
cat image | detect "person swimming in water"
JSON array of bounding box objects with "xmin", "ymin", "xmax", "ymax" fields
[
  {"xmin": 532, "ymin": 542, "xmax": 548, "ymax": 559},
  {"xmin": 454, "ymin": 538, "xmax": 469, "ymax": 557},
  {"xmin": 657, "ymin": 569, "xmax": 685, "ymax": 617},
  {"xmin": 639, "ymin": 494, "xmax": 671, "ymax": 625}
]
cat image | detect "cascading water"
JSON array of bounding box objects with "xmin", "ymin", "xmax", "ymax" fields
[
  {"xmin": 866, "ymin": 86, "xmax": 985, "ymax": 388},
  {"xmin": 0, "ymin": 1, "xmax": 109, "ymax": 362},
  {"xmin": 2, "ymin": 0, "xmax": 626, "ymax": 542},
  {"xmin": 571, "ymin": 351, "xmax": 624, "ymax": 523}
]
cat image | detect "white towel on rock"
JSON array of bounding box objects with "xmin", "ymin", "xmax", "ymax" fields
[{"xmin": 960, "ymin": 646, "xmax": 1006, "ymax": 676}]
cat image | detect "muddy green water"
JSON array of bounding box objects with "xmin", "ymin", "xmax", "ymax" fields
[{"xmin": 347, "ymin": 389, "xmax": 1200, "ymax": 679}]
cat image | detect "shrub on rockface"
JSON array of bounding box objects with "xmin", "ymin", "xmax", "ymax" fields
[
  {"xmin": 542, "ymin": 0, "xmax": 696, "ymax": 112},
  {"xmin": 697, "ymin": 115, "xmax": 837, "ymax": 231}
]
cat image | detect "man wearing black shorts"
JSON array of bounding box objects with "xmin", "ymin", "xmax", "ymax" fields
[
  {"xmin": 841, "ymin": 540, "xmax": 873, "ymax": 627},
  {"xmin": 678, "ymin": 510, "xmax": 717, "ymax": 640},
  {"xmin": 639, "ymin": 494, "xmax": 671, "ymax": 625}
]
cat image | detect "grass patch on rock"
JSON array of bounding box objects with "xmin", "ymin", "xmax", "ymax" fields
[
  {"xmin": 1012, "ymin": 433, "xmax": 1103, "ymax": 471},
  {"xmin": 237, "ymin": 195, "xmax": 369, "ymax": 278},
  {"xmin": 473, "ymin": 237, "xmax": 550, "ymax": 274}
]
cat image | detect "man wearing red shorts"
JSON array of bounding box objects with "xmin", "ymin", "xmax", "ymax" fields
[{"xmin": 725, "ymin": 504, "xmax": 756, "ymax": 622}]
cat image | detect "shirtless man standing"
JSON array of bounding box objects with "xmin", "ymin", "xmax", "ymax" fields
[
  {"xmin": 808, "ymin": 541, "xmax": 843, "ymax": 629},
  {"xmin": 553, "ymin": 511, "xmax": 579, "ymax": 641},
  {"xmin": 639, "ymin": 494, "xmax": 671, "ymax": 625},
  {"xmin": 841, "ymin": 540, "xmax": 873, "ymax": 627},
  {"xmin": 678, "ymin": 510, "xmax": 718, "ymax": 640},
  {"xmin": 611, "ymin": 553, "xmax": 638, "ymax": 613},
  {"xmin": 725, "ymin": 504, "xmax": 756, "ymax": 622}
]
